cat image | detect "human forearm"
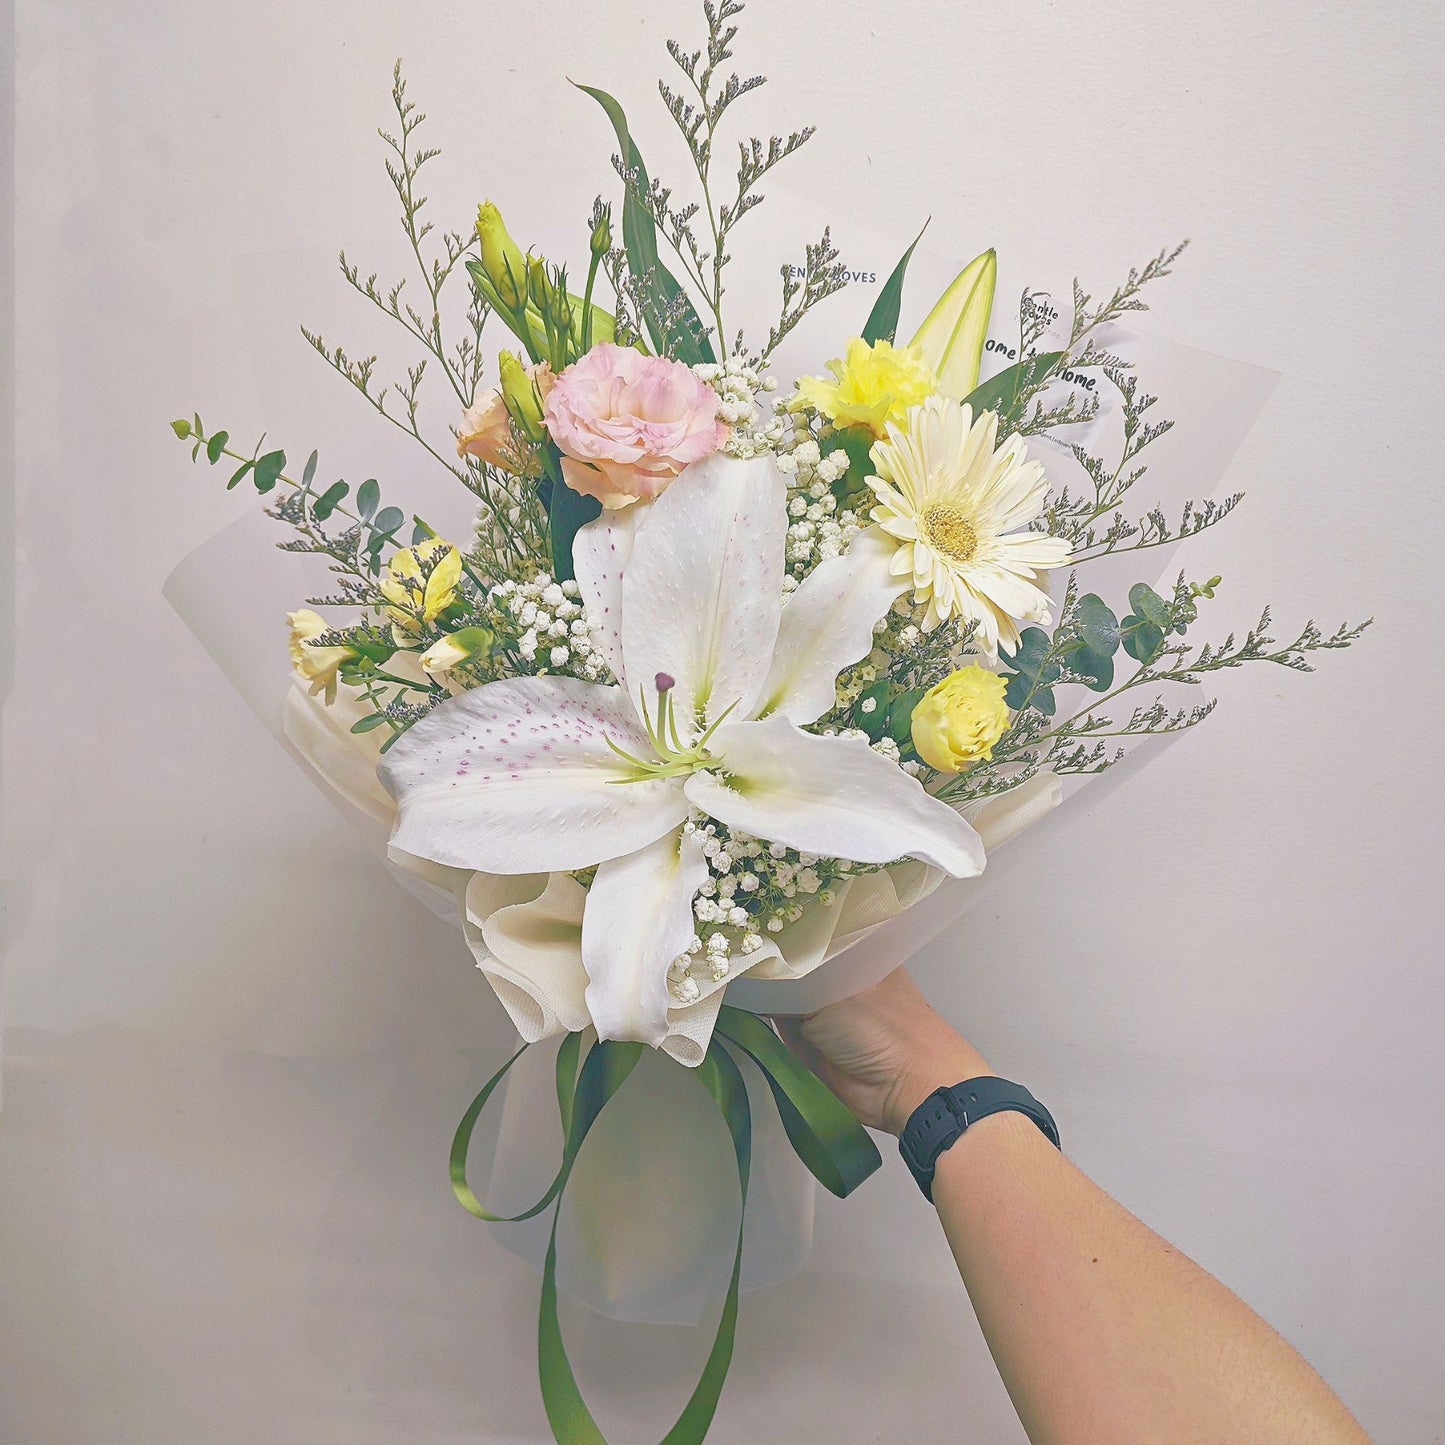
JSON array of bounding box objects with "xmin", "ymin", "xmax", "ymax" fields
[{"xmin": 931, "ymin": 1110, "xmax": 1370, "ymax": 1445}]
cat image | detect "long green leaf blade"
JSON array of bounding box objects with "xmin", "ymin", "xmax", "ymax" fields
[
  {"xmin": 573, "ymin": 82, "xmax": 714, "ymax": 365},
  {"xmin": 862, "ymin": 220, "xmax": 928, "ymax": 346}
]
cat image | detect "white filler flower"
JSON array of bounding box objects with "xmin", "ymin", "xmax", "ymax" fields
[
  {"xmin": 380, "ymin": 452, "xmax": 985, "ymax": 1047},
  {"xmin": 867, "ymin": 396, "xmax": 1072, "ymax": 654}
]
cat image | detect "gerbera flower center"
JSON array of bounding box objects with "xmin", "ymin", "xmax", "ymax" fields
[{"xmin": 922, "ymin": 503, "xmax": 979, "ymax": 563}]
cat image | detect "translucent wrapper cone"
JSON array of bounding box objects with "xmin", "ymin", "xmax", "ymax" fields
[{"xmin": 165, "ymin": 236, "xmax": 1275, "ymax": 1320}]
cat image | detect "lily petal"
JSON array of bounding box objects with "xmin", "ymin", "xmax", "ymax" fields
[
  {"xmin": 687, "ymin": 715, "xmax": 985, "ymax": 876},
  {"xmin": 572, "ymin": 503, "xmax": 644, "ymax": 679},
  {"xmin": 379, "ymin": 675, "xmax": 686, "ymax": 873},
  {"xmin": 583, "ymin": 824, "xmax": 711, "ymax": 1048},
  {"xmin": 620, "ymin": 452, "xmax": 786, "ymax": 734},
  {"xmin": 754, "ymin": 528, "xmax": 907, "ymax": 725}
]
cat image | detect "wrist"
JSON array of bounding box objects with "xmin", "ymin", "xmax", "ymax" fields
[{"xmin": 884, "ymin": 1041, "xmax": 992, "ymax": 1135}]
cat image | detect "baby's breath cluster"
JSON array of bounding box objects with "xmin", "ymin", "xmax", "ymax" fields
[
  {"xmin": 482, "ymin": 574, "xmax": 612, "ymax": 682},
  {"xmin": 695, "ymin": 356, "xmax": 787, "ymax": 459},
  {"xmin": 773, "ymin": 412, "xmax": 865, "ymax": 584},
  {"xmin": 665, "ymin": 814, "xmax": 885, "ymax": 1003},
  {"xmin": 829, "ymin": 598, "xmax": 975, "ymax": 724}
]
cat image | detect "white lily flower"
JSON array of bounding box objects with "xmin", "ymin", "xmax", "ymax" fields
[{"xmin": 379, "ymin": 452, "xmax": 986, "ymax": 1049}]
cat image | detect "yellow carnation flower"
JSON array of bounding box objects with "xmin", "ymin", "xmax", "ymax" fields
[
  {"xmin": 910, "ymin": 664, "xmax": 1011, "ymax": 773},
  {"xmin": 379, "ymin": 538, "xmax": 463, "ymax": 629},
  {"xmin": 286, "ymin": 608, "xmax": 356, "ymax": 706},
  {"xmin": 794, "ymin": 337, "xmax": 937, "ymax": 437}
]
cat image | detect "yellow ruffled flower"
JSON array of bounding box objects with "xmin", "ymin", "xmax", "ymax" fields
[
  {"xmin": 910, "ymin": 665, "xmax": 1011, "ymax": 773},
  {"xmin": 286, "ymin": 608, "xmax": 356, "ymax": 706},
  {"xmin": 794, "ymin": 337, "xmax": 937, "ymax": 437},
  {"xmin": 380, "ymin": 539, "xmax": 463, "ymax": 629}
]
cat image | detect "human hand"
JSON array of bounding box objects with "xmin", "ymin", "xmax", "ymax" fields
[{"xmin": 772, "ymin": 968, "xmax": 991, "ymax": 1135}]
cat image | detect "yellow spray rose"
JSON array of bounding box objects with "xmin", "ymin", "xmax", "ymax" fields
[
  {"xmin": 380, "ymin": 539, "xmax": 463, "ymax": 629},
  {"xmin": 286, "ymin": 609, "xmax": 356, "ymax": 705},
  {"xmin": 420, "ymin": 625, "xmax": 494, "ymax": 678},
  {"xmin": 910, "ymin": 665, "xmax": 1011, "ymax": 772},
  {"xmin": 794, "ymin": 337, "xmax": 937, "ymax": 437}
]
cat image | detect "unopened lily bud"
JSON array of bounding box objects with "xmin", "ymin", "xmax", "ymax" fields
[{"xmin": 476, "ymin": 201, "xmax": 528, "ymax": 312}]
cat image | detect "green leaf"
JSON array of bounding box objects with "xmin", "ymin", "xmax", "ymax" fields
[
  {"xmin": 1077, "ymin": 593, "xmax": 1120, "ymax": 656},
  {"xmin": 1129, "ymin": 582, "xmax": 1171, "ymax": 630},
  {"xmin": 252, "ymin": 449, "xmax": 286, "ymax": 494},
  {"xmin": 573, "ymin": 82, "xmax": 714, "ymax": 365},
  {"xmin": 887, "ymin": 687, "xmax": 928, "ymax": 748},
  {"xmin": 205, "ymin": 430, "xmax": 228, "ymax": 464},
  {"xmin": 369, "ymin": 502, "xmax": 404, "ymax": 537},
  {"xmin": 964, "ymin": 350, "xmax": 1064, "ymax": 419},
  {"xmin": 1122, "ymin": 617, "xmax": 1165, "ymax": 664},
  {"xmin": 1001, "ymin": 629, "xmax": 1062, "ymax": 715},
  {"xmin": 348, "ymin": 638, "xmax": 396, "ymax": 664},
  {"xmin": 356, "ymin": 477, "xmax": 380, "ymax": 522},
  {"xmin": 301, "ymin": 449, "xmax": 319, "ymax": 490},
  {"xmin": 170, "ymin": 418, "xmax": 192, "ymax": 439},
  {"xmin": 854, "ymin": 681, "xmax": 893, "ymax": 742},
  {"xmin": 1001, "ymin": 625, "xmax": 1052, "ymax": 679},
  {"xmin": 1070, "ymin": 648, "xmax": 1114, "ymax": 691},
  {"xmin": 861, "ymin": 220, "xmax": 928, "ymax": 346},
  {"xmin": 823, "ymin": 424, "xmax": 877, "ymax": 494},
  {"xmin": 368, "ymin": 506, "xmax": 406, "ymax": 558},
  {"xmin": 349, "ymin": 713, "xmax": 389, "ymax": 734},
  {"xmin": 547, "ymin": 474, "xmax": 603, "ymax": 582},
  {"xmin": 312, "ymin": 480, "xmax": 349, "ymax": 520},
  {"xmin": 225, "ymin": 459, "xmax": 254, "ymax": 491}
]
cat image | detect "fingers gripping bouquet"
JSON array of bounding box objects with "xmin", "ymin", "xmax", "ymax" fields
[{"xmin": 169, "ymin": 5, "xmax": 1367, "ymax": 1439}]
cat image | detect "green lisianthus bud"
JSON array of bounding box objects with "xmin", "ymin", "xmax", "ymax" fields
[
  {"xmin": 590, "ymin": 206, "xmax": 612, "ymax": 258},
  {"xmin": 498, "ymin": 350, "xmax": 548, "ymax": 440},
  {"xmin": 476, "ymin": 201, "xmax": 528, "ymax": 312}
]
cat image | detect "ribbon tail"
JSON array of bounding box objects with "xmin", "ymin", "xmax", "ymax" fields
[{"xmin": 716, "ymin": 1004, "xmax": 882, "ymax": 1198}]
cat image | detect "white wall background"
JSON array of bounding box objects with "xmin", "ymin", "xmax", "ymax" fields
[{"xmin": 4, "ymin": 1, "xmax": 1443, "ymax": 1440}]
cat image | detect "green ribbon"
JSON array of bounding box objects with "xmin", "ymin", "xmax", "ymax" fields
[
  {"xmin": 715, "ymin": 1006, "xmax": 882, "ymax": 1198},
  {"xmin": 450, "ymin": 1012, "xmax": 882, "ymax": 1443}
]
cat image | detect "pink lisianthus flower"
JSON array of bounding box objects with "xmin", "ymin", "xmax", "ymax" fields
[{"xmin": 542, "ymin": 343, "xmax": 728, "ymax": 508}]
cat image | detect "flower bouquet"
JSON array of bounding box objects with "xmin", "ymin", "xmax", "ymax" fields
[{"xmin": 166, "ymin": 4, "xmax": 1367, "ymax": 1439}]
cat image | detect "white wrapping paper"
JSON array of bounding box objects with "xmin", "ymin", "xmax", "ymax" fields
[{"xmin": 163, "ymin": 223, "xmax": 1276, "ymax": 1323}]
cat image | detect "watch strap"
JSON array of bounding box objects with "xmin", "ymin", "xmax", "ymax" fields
[{"xmin": 898, "ymin": 1077, "xmax": 1059, "ymax": 1201}]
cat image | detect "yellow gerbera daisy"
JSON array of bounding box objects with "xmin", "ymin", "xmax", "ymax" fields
[{"xmin": 867, "ymin": 396, "xmax": 1071, "ymax": 655}]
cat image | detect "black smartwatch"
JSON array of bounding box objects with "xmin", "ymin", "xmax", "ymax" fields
[{"xmin": 898, "ymin": 1077, "xmax": 1060, "ymax": 1201}]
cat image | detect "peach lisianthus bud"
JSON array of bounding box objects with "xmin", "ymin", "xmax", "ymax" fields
[
  {"xmin": 459, "ymin": 358, "xmax": 554, "ymax": 470},
  {"xmin": 457, "ymin": 389, "xmax": 512, "ymax": 468}
]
